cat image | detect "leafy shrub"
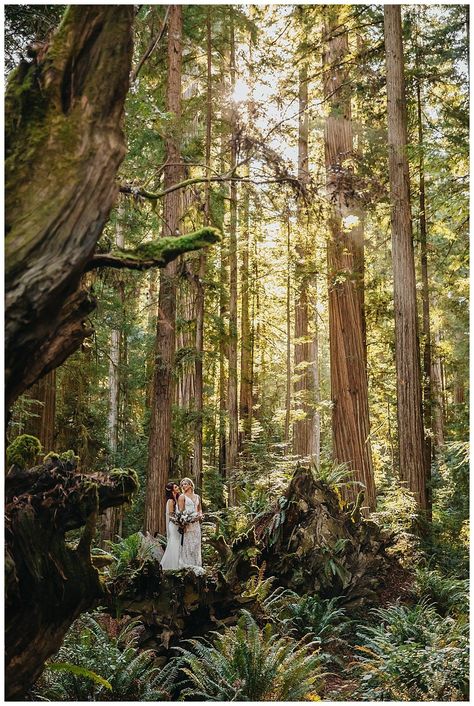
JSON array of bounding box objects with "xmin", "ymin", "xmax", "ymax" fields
[
  {"xmin": 106, "ymin": 532, "xmax": 159, "ymax": 581},
  {"xmin": 175, "ymin": 610, "xmax": 322, "ymax": 701},
  {"xmin": 414, "ymin": 567, "xmax": 468, "ymax": 616},
  {"xmin": 354, "ymin": 601, "xmax": 469, "ymax": 701},
  {"xmin": 32, "ymin": 613, "xmax": 177, "ymax": 701}
]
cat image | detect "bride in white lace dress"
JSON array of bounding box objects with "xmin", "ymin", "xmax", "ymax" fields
[
  {"xmin": 160, "ymin": 482, "xmax": 181, "ymax": 570},
  {"xmin": 178, "ymin": 477, "xmax": 203, "ymax": 570}
]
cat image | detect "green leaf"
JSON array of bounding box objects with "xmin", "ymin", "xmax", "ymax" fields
[{"xmin": 46, "ymin": 662, "xmax": 112, "ymax": 690}]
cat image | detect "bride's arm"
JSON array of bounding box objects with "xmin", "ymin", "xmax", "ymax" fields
[
  {"xmin": 197, "ymin": 495, "xmax": 203, "ymax": 519},
  {"xmin": 177, "ymin": 494, "xmax": 185, "ymax": 512}
]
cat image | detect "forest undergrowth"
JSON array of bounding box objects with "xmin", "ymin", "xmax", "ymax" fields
[{"xmin": 30, "ymin": 443, "xmax": 469, "ymax": 702}]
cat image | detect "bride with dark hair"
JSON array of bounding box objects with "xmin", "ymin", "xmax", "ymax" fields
[{"xmin": 160, "ymin": 482, "xmax": 181, "ymax": 570}]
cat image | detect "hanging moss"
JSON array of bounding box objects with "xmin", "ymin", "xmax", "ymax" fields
[{"xmin": 7, "ymin": 434, "xmax": 42, "ymax": 470}]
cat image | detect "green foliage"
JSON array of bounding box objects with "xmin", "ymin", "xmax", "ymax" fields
[
  {"xmin": 202, "ymin": 465, "xmax": 225, "ymax": 510},
  {"xmin": 354, "ymin": 601, "xmax": 469, "ymax": 701},
  {"xmin": 413, "ymin": 567, "xmax": 468, "ymax": 616},
  {"xmin": 32, "ymin": 613, "xmax": 178, "ymax": 701},
  {"xmin": 175, "ymin": 610, "xmax": 322, "ymax": 701},
  {"xmin": 43, "ymin": 449, "xmax": 79, "ymax": 465},
  {"xmin": 6, "ymin": 433, "xmax": 42, "ymax": 469},
  {"xmin": 263, "ymin": 590, "xmax": 350, "ymax": 654},
  {"xmin": 105, "ymin": 532, "xmax": 159, "ymax": 583}
]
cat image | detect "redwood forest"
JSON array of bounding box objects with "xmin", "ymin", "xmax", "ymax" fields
[{"xmin": 4, "ymin": 3, "xmax": 469, "ymax": 702}]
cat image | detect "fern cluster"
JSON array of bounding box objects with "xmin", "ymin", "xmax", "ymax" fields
[
  {"xmin": 175, "ymin": 610, "xmax": 323, "ymax": 701},
  {"xmin": 353, "ymin": 600, "xmax": 469, "ymax": 701},
  {"xmin": 32, "ymin": 613, "xmax": 177, "ymax": 701}
]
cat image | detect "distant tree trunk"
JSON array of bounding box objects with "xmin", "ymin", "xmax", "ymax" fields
[
  {"xmin": 284, "ymin": 212, "xmax": 292, "ymax": 445},
  {"xmin": 239, "ymin": 173, "xmax": 253, "ymax": 447},
  {"xmin": 311, "ymin": 284, "xmax": 321, "ymax": 470},
  {"xmin": 192, "ymin": 7, "xmax": 213, "ymax": 489},
  {"xmin": 227, "ymin": 15, "xmax": 239, "ymax": 505},
  {"xmin": 431, "ymin": 333, "xmax": 445, "ymax": 447},
  {"xmin": 384, "ymin": 5, "xmax": 427, "ymax": 512},
  {"xmin": 323, "ymin": 13, "xmax": 375, "ymax": 510},
  {"xmin": 103, "ymin": 205, "xmax": 125, "ymax": 543},
  {"xmin": 293, "ymin": 64, "xmax": 317, "ymax": 459},
  {"xmin": 145, "ymin": 5, "xmax": 183, "ymax": 536},
  {"xmin": 5, "ymin": 6, "xmax": 134, "ymax": 410},
  {"xmin": 416, "ymin": 71, "xmax": 433, "ymax": 519},
  {"xmin": 25, "ymin": 370, "xmax": 56, "ymax": 453},
  {"xmin": 146, "ymin": 270, "xmax": 159, "ymax": 409}
]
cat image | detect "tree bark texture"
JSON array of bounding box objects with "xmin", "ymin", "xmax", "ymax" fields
[
  {"xmin": 5, "ymin": 458, "xmax": 138, "ymax": 700},
  {"xmin": 5, "ymin": 6, "xmax": 134, "ymax": 410},
  {"xmin": 293, "ymin": 64, "xmax": 318, "ymax": 459},
  {"xmin": 24, "ymin": 370, "xmax": 57, "ymax": 453},
  {"xmin": 323, "ymin": 14, "xmax": 376, "ymax": 510},
  {"xmin": 145, "ymin": 5, "xmax": 183, "ymax": 536},
  {"xmin": 384, "ymin": 5, "xmax": 427, "ymax": 512}
]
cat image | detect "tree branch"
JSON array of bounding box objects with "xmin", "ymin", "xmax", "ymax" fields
[{"xmin": 85, "ymin": 226, "xmax": 221, "ymax": 271}]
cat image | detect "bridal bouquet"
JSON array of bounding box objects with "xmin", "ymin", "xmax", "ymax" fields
[{"xmin": 170, "ymin": 509, "xmax": 199, "ymax": 543}]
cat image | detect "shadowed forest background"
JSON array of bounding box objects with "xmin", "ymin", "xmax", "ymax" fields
[{"xmin": 5, "ymin": 3, "xmax": 469, "ymax": 702}]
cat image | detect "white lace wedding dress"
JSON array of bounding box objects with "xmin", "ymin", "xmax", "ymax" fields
[
  {"xmin": 160, "ymin": 502, "xmax": 181, "ymax": 570},
  {"xmin": 179, "ymin": 494, "xmax": 203, "ymax": 571}
]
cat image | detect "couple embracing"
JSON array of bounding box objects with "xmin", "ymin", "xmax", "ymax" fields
[{"xmin": 160, "ymin": 477, "xmax": 204, "ymax": 572}]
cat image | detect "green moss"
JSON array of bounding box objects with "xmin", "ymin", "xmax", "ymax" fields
[
  {"xmin": 109, "ymin": 228, "xmax": 221, "ymax": 265},
  {"xmin": 109, "ymin": 467, "xmax": 139, "ymax": 494},
  {"xmin": 43, "ymin": 449, "xmax": 80, "ymax": 465},
  {"xmin": 7, "ymin": 434, "xmax": 42, "ymax": 470}
]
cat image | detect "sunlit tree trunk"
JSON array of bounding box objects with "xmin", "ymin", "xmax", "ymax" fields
[
  {"xmin": 192, "ymin": 7, "xmax": 213, "ymax": 490},
  {"xmin": 227, "ymin": 14, "xmax": 239, "ymax": 505},
  {"xmin": 239, "ymin": 171, "xmax": 253, "ymax": 447},
  {"xmin": 323, "ymin": 11, "xmax": 375, "ymax": 510},
  {"xmin": 284, "ymin": 211, "xmax": 292, "ymax": 445},
  {"xmin": 431, "ymin": 332, "xmax": 445, "ymax": 447},
  {"xmin": 384, "ymin": 5, "xmax": 427, "ymax": 512},
  {"xmin": 293, "ymin": 64, "xmax": 318, "ymax": 459},
  {"xmin": 145, "ymin": 5, "xmax": 183, "ymax": 536},
  {"xmin": 416, "ymin": 68, "xmax": 433, "ymax": 519}
]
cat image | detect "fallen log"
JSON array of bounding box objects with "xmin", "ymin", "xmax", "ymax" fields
[{"xmin": 5, "ymin": 455, "xmax": 138, "ymax": 700}]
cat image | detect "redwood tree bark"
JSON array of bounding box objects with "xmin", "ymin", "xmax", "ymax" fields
[
  {"xmin": 5, "ymin": 6, "xmax": 134, "ymax": 409},
  {"xmin": 384, "ymin": 5, "xmax": 427, "ymax": 511},
  {"xmin": 145, "ymin": 5, "xmax": 183, "ymax": 536},
  {"xmin": 293, "ymin": 64, "xmax": 318, "ymax": 459},
  {"xmin": 323, "ymin": 12, "xmax": 376, "ymax": 511},
  {"xmin": 24, "ymin": 370, "xmax": 56, "ymax": 453}
]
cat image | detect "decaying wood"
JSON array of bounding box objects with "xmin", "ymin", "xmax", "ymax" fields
[{"xmin": 5, "ymin": 456, "xmax": 138, "ymax": 700}]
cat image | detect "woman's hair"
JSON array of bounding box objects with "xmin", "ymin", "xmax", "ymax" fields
[
  {"xmin": 180, "ymin": 477, "xmax": 195, "ymax": 490},
  {"xmin": 165, "ymin": 481, "xmax": 177, "ymax": 504}
]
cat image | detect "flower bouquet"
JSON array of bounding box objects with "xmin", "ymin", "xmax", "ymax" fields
[{"xmin": 170, "ymin": 509, "xmax": 199, "ymax": 545}]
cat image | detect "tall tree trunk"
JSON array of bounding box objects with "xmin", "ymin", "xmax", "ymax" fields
[
  {"xmin": 323, "ymin": 12, "xmax": 376, "ymax": 510},
  {"xmin": 416, "ymin": 70, "xmax": 433, "ymax": 519},
  {"xmin": 227, "ymin": 15, "xmax": 239, "ymax": 505},
  {"xmin": 384, "ymin": 5, "xmax": 427, "ymax": 512},
  {"xmin": 192, "ymin": 7, "xmax": 213, "ymax": 490},
  {"xmin": 284, "ymin": 211, "xmax": 292, "ymax": 445},
  {"xmin": 431, "ymin": 331, "xmax": 445, "ymax": 447},
  {"xmin": 145, "ymin": 5, "xmax": 183, "ymax": 536},
  {"xmin": 293, "ymin": 64, "xmax": 318, "ymax": 459},
  {"xmin": 102, "ymin": 204, "xmax": 125, "ymax": 543},
  {"xmin": 24, "ymin": 370, "xmax": 56, "ymax": 453},
  {"xmin": 239, "ymin": 171, "xmax": 253, "ymax": 447}
]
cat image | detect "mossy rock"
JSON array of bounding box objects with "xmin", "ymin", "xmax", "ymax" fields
[{"xmin": 7, "ymin": 434, "xmax": 42, "ymax": 470}]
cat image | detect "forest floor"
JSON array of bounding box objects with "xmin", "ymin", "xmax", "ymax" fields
[{"xmin": 321, "ymin": 561, "xmax": 415, "ymax": 701}]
